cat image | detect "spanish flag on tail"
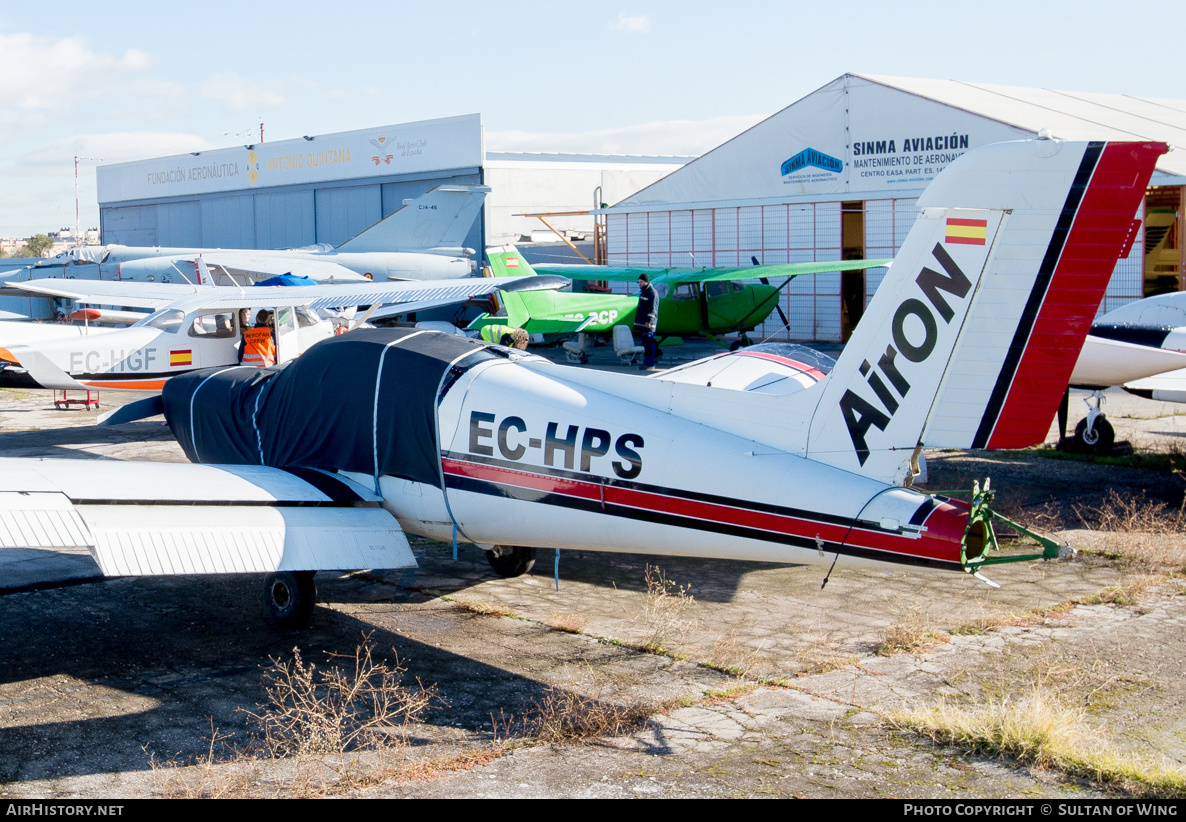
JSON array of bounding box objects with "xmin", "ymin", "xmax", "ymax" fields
[{"xmin": 945, "ymin": 217, "xmax": 988, "ymax": 245}]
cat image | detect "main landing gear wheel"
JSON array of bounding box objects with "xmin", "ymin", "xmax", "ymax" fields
[
  {"xmin": 263, "ymin": 571, "xmax": 317, "ymax": 627},
  {"xmin": 485, "ymin": 545, "xmax": 537, "ymax": 578},
  {"xmin": 1074, "ymin": 416, "xmax": 1115, "ymax": 455}
]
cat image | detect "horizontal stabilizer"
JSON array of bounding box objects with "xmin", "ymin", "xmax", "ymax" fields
[
  {"xmin": 98, "ymin": 395, "xmax": 165, "ymax": 426},
  {"xmin": 0, "ymin": 459, "xmax": 416, "ymax": 576}
]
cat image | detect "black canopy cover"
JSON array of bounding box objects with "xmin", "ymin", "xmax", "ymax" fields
[{"xmin": 162, "ymin": 328, "xmax": 500, "ymax": 485}]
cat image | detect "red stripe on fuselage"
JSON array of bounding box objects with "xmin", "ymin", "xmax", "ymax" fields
[
  {"xmin": 440, "ymin": 457, "xmax": 968, "ymax": 564},
  {"xmin": 987, "ymin": 142, "xmax": 1167, "ymax": 449}
]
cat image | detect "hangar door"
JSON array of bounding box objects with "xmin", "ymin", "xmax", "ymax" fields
[
  {"xmin": 315, "ymin": 185, "xmax": 382, "ymax": 247},
  {"xmin": 1144, "ymin": 187, "xmax": 1184, "ymax": 297}
]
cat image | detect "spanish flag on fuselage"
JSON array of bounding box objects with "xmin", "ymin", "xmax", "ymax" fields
[
  {"xmin": 170, "ymin": 349, "xmax": 192, "ymax": 367},
  {"xmin": 945, "ymin": 218, "xmax": 988, "ymax": 245}
]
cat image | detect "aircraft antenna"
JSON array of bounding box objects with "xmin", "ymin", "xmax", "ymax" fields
[
  {"xmin": 74, "ymin": 154, "xmax": 102, "ymax": 248},
  {"xmin": 820, "ymin": 550, "xmax": 841, "ymax": 589}
]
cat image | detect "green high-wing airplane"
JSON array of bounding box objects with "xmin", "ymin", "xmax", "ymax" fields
[{"xmin": 469, "ymin": 246, "xmax": 891, "ymax": 346}]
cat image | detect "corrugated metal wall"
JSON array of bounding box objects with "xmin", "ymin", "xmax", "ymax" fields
[
  {"xmin": 608, "ymin": 196, "xmax": 1144, "ymax": 342},
  {"xmin": 607, "ymin": 202, "xmax": 845, "ymax": 342}
]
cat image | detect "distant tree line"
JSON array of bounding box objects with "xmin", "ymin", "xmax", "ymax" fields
[{"xmin": 0, "ymin": 234, "xmax": 55, "ymax": 259}]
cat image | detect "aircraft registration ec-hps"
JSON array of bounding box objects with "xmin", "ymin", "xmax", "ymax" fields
[{"xmin": 0, "ymin": 138, "xmax": 1164, "ymax": 625}]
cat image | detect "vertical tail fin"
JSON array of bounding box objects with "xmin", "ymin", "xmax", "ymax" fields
[
  {"xmin": 803, "ymin": 139, "xmax": 1166, "ymax": 484},
  {"xmin": 335, "ymin": 184, "xmax": 490, "ymax": 253}
]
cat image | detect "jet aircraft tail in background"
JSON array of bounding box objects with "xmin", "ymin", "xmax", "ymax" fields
[{"xmin": 335, "ymin": 184, "xmax": 490, "ymax": 255}]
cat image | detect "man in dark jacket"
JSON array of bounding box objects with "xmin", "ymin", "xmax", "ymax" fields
[{"xmin": 634, "ymin": 273, "xmax": 659, "ymax": 370}]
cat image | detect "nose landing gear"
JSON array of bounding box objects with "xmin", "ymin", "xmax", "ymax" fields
[{"xmin": 1057, "ymin": 388, "xmax": 1116, "ymax": 455}]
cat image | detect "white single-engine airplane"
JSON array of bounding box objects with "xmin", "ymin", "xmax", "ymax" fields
[
  {"xmin": 1058, "ymin": 291, "xmax": 1186, "ymax": 450},
  {"xmin": 1, "ymin": 184, "xmax": 490, "ymax": 288},
  {"xmin": 0, "ymin": 139, "xmax": 1163, "ymax": 626},
  {"xmin": 0, "ymin": 273, "xmax": 566, "ymax": 391}
]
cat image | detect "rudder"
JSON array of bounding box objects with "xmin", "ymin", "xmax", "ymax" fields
[
  {"xmin": 803, "ymin": 139, "xmax": 1165, "ymax": 484},
  {"xmin": 336, "ymin": 185, "xmax": 490, "ymax": 253}
]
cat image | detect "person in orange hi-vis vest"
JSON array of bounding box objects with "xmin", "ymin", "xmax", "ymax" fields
[{"xmin": 240, "ymin": 310, "xmax": 277, "ymax": 367}]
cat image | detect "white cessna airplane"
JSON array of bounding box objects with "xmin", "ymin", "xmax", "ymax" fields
[
  {"xmin": 1060, "ymin": 293, "xmax": 1186, "ymax": 451},
  {"xmin": 0, "ymin": 138, "xmax": 1164, "ymax": 625},
  {"xmin": 0, "ymin": 272, "xmax": 565, "ymax": 391}
]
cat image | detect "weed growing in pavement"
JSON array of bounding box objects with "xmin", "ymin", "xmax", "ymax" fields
[
  {"xmin": 522, "ymin": 664, "xmax": 656, "ymax": 745},
  {"xmin": 1078, "ymin": 489, "xmax": 1186, "ymax": 534},
  {"xmin": 634, "ymin": 564, "xmax": 698, "ymax": 655},
  {"xmin": 701, "ymin": 627, "xmax": 767, "ymax": 679},
  {"xmin": 548, "ymin": 612, "xmax": 591, "ymax": 634},
  {"xmin": 890, "ymin": 683, "xmax": 1186, "ymax": 797},
  {"xmin": 146, "ymin": 722, "xmax": 256, "ymax": 799},
  {"xmin": 1073, "ymin": 490, "xmax": 1186, "ymax": 572},
  {"xmin": 242, "ymin": 633, "xmax": 438, "ymax": 758},
  {"xmin": 454, "ymin": 599, "xmax": 516, "ymax": 618},
  {"xmin": 875, "ymin": 607, "xmax": 950, "ymax": 657}
]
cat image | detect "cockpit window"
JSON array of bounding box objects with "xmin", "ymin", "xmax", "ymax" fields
[
  {"xmin": 295, "ymin": 306, "xmax": 320, "ymax": 328},
  {"xmin": 672, "ymin": 284, "xmax": 698, "ymax": 301},
  {"xmin": 745, "ymin": 343, "xmax": 837, "ymax": 375},
  {"xmin": 188, "ymin": 312, "xmax": 235, "ymax": 338},
  {"xmin": 134, "ymin": 308, "xmax": 185, "ymax": 333}
]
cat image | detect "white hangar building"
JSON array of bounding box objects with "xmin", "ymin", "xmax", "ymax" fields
[
  {"xmin": 96, "ymin": 114, "xmax": 686, "ymax": 257},
  {"xmin": 604, "ymin": 74, "xmax": 1186, "ymax": 342}
]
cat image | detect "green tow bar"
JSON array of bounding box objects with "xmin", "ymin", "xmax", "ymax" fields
[{"xmin": 957, "ymin": 479, "xmax": 1075, "ymax": 576}]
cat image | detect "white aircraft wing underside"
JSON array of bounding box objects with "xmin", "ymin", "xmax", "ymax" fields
[
  {"xmin": 12, "ymin": 279, "xmax": 205, "ymax": 307},
  {"xmin": 1071, "ymin": 335, "xmax": 1186, "ymax": 387},
  {"xmin": 0, "ymin": 459, "xmax": 415, "ymax": 577},
  {"xmin": 199, "ymin": 253, "xmax": 365, "ymax": 281},
  {"xmin": 13, "ymin": 275, "xmax": 566, "ymax": 314}
]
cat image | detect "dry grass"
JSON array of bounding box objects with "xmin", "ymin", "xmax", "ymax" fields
[
  {"xmin": 547, "ymin": 612, "xmax": 590, "ymax": 634},
  {"xmin": 513, "ymin": 663, "xmax": 657, "ymax": 745},
  {"xmin": 633, "ymin": 564, "xmax": 698, "ymax": 655},
  {"xmin": 701, "ymin": 628, "xmax": 768, "ymax": 679},
  {"xmin": 875, "ymin": 619, "xmax": 950, "ymax": 657},
  {"xmin": 454, "ymin": 599, "xmax": 516, "ymax": 618},
  {"xmin": 874, "ymin": 604, "xmax": 950, "ymax": 657},
  {"xmin": 147, "ymin": 722, "xmax": 257, "ymax": 799},
  {"xmin": 1070, "ymin": 490, "xmax": 1186, "ymax": 572},
  {"xmin": 386, "ymin": 750, "xmax": 503, "ymax": 784},
  {"xmin": 891, "ymin": 684, "xmax": 1186, "ymax": 797},
  {"xmin": 242, "ymin": 634, "xmax": 438, "ymax": 758}
]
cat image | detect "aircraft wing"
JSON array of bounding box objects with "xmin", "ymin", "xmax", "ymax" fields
[
  {"xmin": 13, "ymin": 275, "xmax": 569, "ymax": 314},
  {"xmin": 198, "ymin": 252, "xmax": 369, "ymax": 282},
  {"xmin": 533, "ymin": 259, "xmax": 892, "ymax": 285},
  {"xmin": 0, "ymin": 458, "xmax": 415, "ymax": 575},
  {"xmin": 11, "ymin": 278, "xmax": 207, "ymax": 308}
]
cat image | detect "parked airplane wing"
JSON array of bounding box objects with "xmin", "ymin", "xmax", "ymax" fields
[
  {"xmin": 533, "ymin": 259, "xmax": 892, "ymax": 285},
  {"xmin": 198, "ymin": 252, "xmax": 371, "ymax": 282},
  {"xmin": 12, "ymin": 278, "xmax": 207, "ymax": 308},
  {"xmin": 0, "ymin": 458, "xmax": 415, "ymax": 576},
  {"xmin": 14, "ymin": 274, "xmax": 569, "ymax": 314}
]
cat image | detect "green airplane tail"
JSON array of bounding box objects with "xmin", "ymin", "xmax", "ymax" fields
[{"xmin": 485, "ymin": 246, "xmax": 556, "ymax": 328}]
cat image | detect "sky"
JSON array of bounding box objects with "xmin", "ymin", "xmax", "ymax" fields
[{"xmin": 0, "ymin": 1, "xmax": 1180, "ymax": 238}]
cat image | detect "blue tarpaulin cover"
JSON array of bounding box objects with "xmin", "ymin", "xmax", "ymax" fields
[{"xmin": 253, "ymin": 274, "xmax": 318, "ymax": 287}]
